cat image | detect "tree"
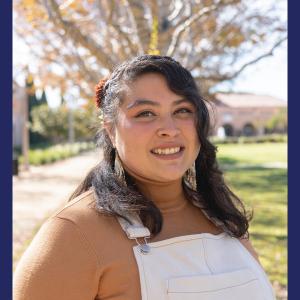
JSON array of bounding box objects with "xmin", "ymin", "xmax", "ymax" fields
[
  {"xmin": 14, "ymin": 0, "xmax": 287, "ymax": 99},
  {"xmin": 39, "ymin": 89, "xmax": 48, "ymax": 105},
  {"xmin": 25, "ymin": 71, "xmax": 38, "ymax": 122},
  {"xmin": 31, "ymin": 103, "xmax": 98, "ymax": 143},
  {"xmin": 265, "ymin": 108, "xmax": 287, "ymax": 134},
  {"xmin": 25, "ymin": 71, "xmax": 49, "ymax": 145}
]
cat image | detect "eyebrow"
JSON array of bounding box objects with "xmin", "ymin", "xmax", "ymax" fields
[{"xmin": 126, "ymin": 98, "xmax": 190, "ymax": 110}]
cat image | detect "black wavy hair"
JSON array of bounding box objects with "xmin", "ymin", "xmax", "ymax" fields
[{"xmin": 70, "ymin": 55, "xmax": 252, "ymax": 238}]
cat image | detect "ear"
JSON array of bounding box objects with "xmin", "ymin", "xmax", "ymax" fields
[{"xmin": 103, "ymin": 120, "xmax": 116, "ymax": 147}]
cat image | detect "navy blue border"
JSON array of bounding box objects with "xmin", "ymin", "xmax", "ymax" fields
[
  {"xmin": 288, "ymin": 1, "xmax": 298, "ymax": 298},
  {"xmin": 3, "ymin": 2, "xmax": 291, "ymax": 299},
  {"xmin": 0, "ymin": 1, "xmax": 12, "ymax": 299}
]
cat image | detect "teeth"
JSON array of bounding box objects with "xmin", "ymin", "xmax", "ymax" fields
[{"xmin": 152, "ymin": 147, "xmax": 181, "ymax": 155}]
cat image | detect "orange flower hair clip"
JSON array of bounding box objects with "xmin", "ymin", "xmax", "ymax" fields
[{"xmin": 94, "ymin": 77, "xmax": 109, "ymax": 109}]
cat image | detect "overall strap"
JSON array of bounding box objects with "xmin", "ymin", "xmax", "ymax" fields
[{"xmin": 117, "ymin": 214, "xmax": 151, "ymax": 240}]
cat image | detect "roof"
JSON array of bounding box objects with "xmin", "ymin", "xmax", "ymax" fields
[{"xmin": 213, "ymin": 93, "xmax": 287, "ymax": 108}]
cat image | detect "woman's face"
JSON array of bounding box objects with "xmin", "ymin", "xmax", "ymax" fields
[{"xmin": 106, "ymin": 72, "xmax": 200, "ymax": 183}]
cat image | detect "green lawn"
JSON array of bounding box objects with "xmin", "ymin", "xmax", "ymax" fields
[
  {"xmin": 217, "ymin": 142, "xmax": 287, "ymax": 164},
  {"xmin": 216, "ymin": 143, "xmax": 287, "ymax": 299}
]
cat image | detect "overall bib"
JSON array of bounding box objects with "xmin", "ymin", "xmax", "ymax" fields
[{"xmin": 117, "ymin": 213, "xmax": 275, "ymax": 300}]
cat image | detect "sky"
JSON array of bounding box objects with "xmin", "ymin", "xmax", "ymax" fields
[{"xmin": 213, "ymin": 41, "xmax": 287, "ymax": 102}]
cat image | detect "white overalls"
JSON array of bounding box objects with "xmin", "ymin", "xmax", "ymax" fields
[{"xmin": 118, "ymin": 213, "xmax": 275, "ymax": 300}]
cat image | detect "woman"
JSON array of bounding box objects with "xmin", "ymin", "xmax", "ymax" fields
[{"xmin": 13, "ymin": 55, "xmax": 275, "ymax": 299}]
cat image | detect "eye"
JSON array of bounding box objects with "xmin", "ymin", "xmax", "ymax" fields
[
  {"xmin": 175, "ymin": 107, "xmax": 193, "ymax": 114},
  {"xmin": 135, "ymin": 110, "xmax": 156, "ymax": 118}
]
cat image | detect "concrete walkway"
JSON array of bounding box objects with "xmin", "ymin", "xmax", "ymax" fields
[{"xmin": 13, "ymin": 150, "xmax": 101, "ymax": 268}]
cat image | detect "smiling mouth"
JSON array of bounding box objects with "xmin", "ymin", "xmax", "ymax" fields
[{"xmin": 150, "ymin": 147, "xmax": 185, "ymax": 156}]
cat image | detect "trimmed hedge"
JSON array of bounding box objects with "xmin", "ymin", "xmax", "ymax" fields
[
  {"xmin": 19, "ymin": 142, "xmax": 95, "ymax": 166},
  {"xmin": 210, "ymin": 134, "xmax": 287, "ymax": 145}
]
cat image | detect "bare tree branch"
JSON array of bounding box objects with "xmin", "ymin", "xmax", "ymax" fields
[
  {"xmin": 14, "ymin": 0, "xmax": 287, "ymax": 98},
  {"xmin": 167, "ymin": 5, "xmax": 218, "ymax": 57},
  {"xmin": 193, "ymin": 36, "xmax": 287, "ymax": 84},
  {"xmin": 122, "ymin": 0, "xmax": 145, "ymax": 54},
  {"xmin": 168, "ymin": 0, "xmax": 185, "ymax": 23},
  {"xmin": 224, "ymin": 36, "xmax": 287, "ymax": 80},
  {"xmin": 42, "ymin": 0, "xmax": 115, "ymax": 69}
]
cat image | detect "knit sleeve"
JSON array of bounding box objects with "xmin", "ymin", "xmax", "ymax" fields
[{"xmin": 13, "ymin": 216, "xmax": 101, "ymax": 300}]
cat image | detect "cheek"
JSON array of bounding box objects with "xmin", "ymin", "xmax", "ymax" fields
[
  {"xmin": 114, "ymin": 119, "xmax": 153, "ymax": 156},
  {"xmin": 181, "ymin": 120, "xmax": 199, "ymax": 141},
  {"xmin": 181, "ymin": 121, "xmax": 201, "ymax": 157}
]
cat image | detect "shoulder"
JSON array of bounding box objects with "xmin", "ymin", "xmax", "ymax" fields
[
  {"xmin": 238, "ymin": 235, "xmax": 261, "ymax": 265},
  {"xmin": 52, "ymin": 189, "xmax": 98, "ymax": 221},
  {"xmin": 17, "ymin": 189, "xmax": 124, "ymax": 269},
  {"xmin": 47, "ymin": 189, "xmax": 124, "ymax": 245},
  {"xmin": 51, "ymin": 189, "xmax": 109, "ymax": 226}
]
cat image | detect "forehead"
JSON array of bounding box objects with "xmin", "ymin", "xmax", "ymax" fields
[{"xmin": 123, "ymin": 72, "xmax": 180, "ymax": 104}]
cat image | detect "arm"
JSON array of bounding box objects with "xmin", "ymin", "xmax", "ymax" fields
[{"xmin": 13, "ymin": 217, "xmax": 101, "ymax": 300}]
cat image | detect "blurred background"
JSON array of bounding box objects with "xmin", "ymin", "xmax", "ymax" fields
[{"xmin": 12, "ymin": 0, "xmax": 287, "ymax": 298}]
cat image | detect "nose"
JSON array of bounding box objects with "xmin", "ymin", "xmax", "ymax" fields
[{"xmin": 156, "ymin": 116, "xmax": 180, "ymax": 138}]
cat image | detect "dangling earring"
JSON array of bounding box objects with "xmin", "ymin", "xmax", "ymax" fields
[
  {"xmin": 114, "ymin": 151, "xmax": 127, "ymax": 185},
  {"xmin": 184, "ymin": 162, "xmax": 197, "ymax": 190}
]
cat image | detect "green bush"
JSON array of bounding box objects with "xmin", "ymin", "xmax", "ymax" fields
[
  {"xmin": 265, "ymin": 108, "xmax": 287, "ymax": 134},
  {"xmin": 31, "ymin": 104, "xmax": 98, "ymax": 144},
  {"xmin": 19, "ymin": 142, "xmax": 95, "ymax": 166}
]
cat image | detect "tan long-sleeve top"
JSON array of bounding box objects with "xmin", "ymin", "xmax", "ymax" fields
[{"xmin": 13, "ymin": 189, "xmax": 259, "ymax": 300}]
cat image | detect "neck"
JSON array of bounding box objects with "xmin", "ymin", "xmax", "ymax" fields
[{"xmin": 124, "ymin": 167, "xmax": 188, "ymax": 213}]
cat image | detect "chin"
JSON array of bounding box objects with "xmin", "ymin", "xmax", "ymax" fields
[{"xmin": 154, "ymin": 171, "xmax": 185, "ymax": 183}]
